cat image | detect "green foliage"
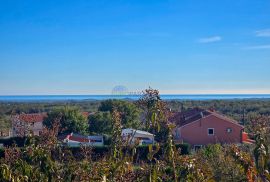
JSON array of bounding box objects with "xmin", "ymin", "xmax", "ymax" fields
[
  {"xmin": 99, "ymin": 99, "xmax": 141, "ymax": 128},
  {"xmin": 138, "ymin": 88, "xmax": 167, "ymax": 133},
  {"xmin": 110, "ymin": 109, "xmax": 123, "ymax": 162},
  {"xmin": 0, "ymin": 101, "xmax": 100, "ymax": 115},
  {"xmin": 89, "ymin": 111, "xmax": 112, "ymax": 135},
  {"xmin": 0, "ymin": 137, "xmax": 28, "ymax": 147},
  {"xmin": 1, "ymin": 99, "xmax": 270, "ymax": 134},
  {"xmin": 251, "ymin": 116, "xmax": 270, "ymax": 178},
  {"xmin": 1, "ymin": 92, "xmax": 270, "ymax": 181},
  {"xmin": 175, "ymin": 143, "xmax": 191, "ymax": 155},
  {"xmin": 89, "ymin": 99, "xmax": 141, "ymax": 136},
  {"xmin": 201, "ymin": 144, "xmax": 222, "ymax": 158},
  {"xmin": 44, "ymin": 106, "xmax": 88, "ymax": 135},
  {"xmin": 0, "ymin": 115, "xmax": 10, "ymax": 129},
  {"xmin": 197, "ymin": 145, "xmax": 250, "ymax": 182}
]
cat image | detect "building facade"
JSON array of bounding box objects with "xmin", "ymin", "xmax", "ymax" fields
[
  {"xmin": 121, "ymin": 128, "xmax": 155, "ymax": 145},
  {"xmin": 171, "ymin": 108, "xmax": 245, "ymax": 147},
  {"xmin": 11, "ymin": 113, "xmax": 46, "ymax": 137},
  {"xmin": 61, "ymin": 133, "xmax": 104, "ymax": 147}
]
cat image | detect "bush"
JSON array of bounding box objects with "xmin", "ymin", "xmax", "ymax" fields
[
  {"xmin": 0, "ymin": 137, "xmax": 27, "ymax": 147},
  {"xmin": 0, "ymin": 148, "xmax": 4, "ymax": 158},
  {"xmin": 103, "ymin": 135, "xmax": 112, "ymax": 145},
  {"xmin": 175, "ymin": 143, "xmax": 191, "ymax": 155},
  {"xmin": 48, "ymin": 143, "xmax": 190, "ymax": 162}
]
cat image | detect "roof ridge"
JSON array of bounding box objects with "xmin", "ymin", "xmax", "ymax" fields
[
  {"xmin": 173, "ymin": 109, "xmax": 244, "ymax": 129},
  {"xmin": 210, "ymin": 112, "xmax": 244, "ymax": 128},
  {"xmin": 180, "ymin": 113, "xmax": 213, "ymax": 128}
]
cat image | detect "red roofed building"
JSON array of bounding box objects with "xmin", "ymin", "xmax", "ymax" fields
[
  {"xmin": 11, "ymin": 113, "xmax": 47, "ymax": 137},
  {"xmin": 170, "ymin": 108, "xmax": 250, "ymax": 148},
  {"xmin": 60, "ymin": 133, "xmax": 104, "ymax": 147},
  {"xmin": 81, "ymin": 112, "xmax": 90, "ymax": 118}
]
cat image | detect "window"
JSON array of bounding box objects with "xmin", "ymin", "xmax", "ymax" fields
[
  {"xmin": 208, "ymin": 128, "xmax": 214, "ymax": 135},
  {"xmin": 227, "ymin": 128, "xmax": 232, "ymax": 133}
]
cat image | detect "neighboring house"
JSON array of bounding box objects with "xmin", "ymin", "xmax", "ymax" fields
[
  {"xmin": 61, "ymin": 133, "xmax": 104, "ymax": 147},
  {"xmin": 81, "ymin": 112, "xmax": 90, "ymax": 118},
  {"xmin": 11, "ymin": 113, "xmax": 46, "ymax": 137},
  {"xmin": 122, "ymin": 128, "xmax": 155, "ymax": 145},
  {"xmin": 0, "ymin": 129, "xmax": 12, "ymax": 139},
  {"xmin": 170, "ymin": 108, "xmax": 251, "ymax": 148}
]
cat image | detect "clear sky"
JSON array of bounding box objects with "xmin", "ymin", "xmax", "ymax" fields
[{"xmin": 0, "ymin": 0, "xmax": 270, "ymax": 95}]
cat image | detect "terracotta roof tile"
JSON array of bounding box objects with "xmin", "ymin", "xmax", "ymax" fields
[
  {"xmin": 18, "ymin": 113, "xmax": 47, "ymax": 123},
  {"xmin": 81, "ymin": 112, "xmax": 90, "ymax": 118},
  {"xmin": 170, "ymin": 108, "xmax": 211, "ymax": 127},
  {"xmin": 170, "ymin": 108, "xmax": 242, "ymax": 128}
]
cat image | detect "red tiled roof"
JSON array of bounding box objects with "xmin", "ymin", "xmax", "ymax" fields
[
  {"xmin": 170, "ymin": 108, "xmax": 211, "ymax": 127},
  {"xmin": 63, "ymin": 133, "xmax": 102, "ymax": 143},
  {"xmin": 69, "ymin": 135, "xmax": 90, "ymax": 143},
  {"xmin": 81, "ymin": 112, "xmax": 90, "ymax": 118},
  {"xmin": 18, "ymin": 113, "xmax": 47, "ymax": 123},
  {"xmin": 210, "ymin": 112, "xmax": 244, "ymax": 128},
  {"xmin": 170, "ymin": 108, "xmax": 242, "ymax": 128}
]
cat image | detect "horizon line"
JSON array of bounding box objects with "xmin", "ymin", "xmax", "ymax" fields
[{"xmin": 1, "ymin": 93, "xmax": 270, "ymax": 96}]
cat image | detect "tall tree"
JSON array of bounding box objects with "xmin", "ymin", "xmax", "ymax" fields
[
  {"xmin": 88, "ymin": 111, "xmax": 112, "ymax": 135},
  {"xmin": 138, "ymin": 88, "xmax": 169, "ymax": 134},
  {"xmin": 44, "ymin": 106, "xmax": 88, "ymax": 135},
  {"xmin": 251, "ymin": 115, "xmax": 270, "ymax": 178},
  {"xmin": 98, "ymin": 99, "xmax": 141, "ymax": 128},
  {"xmin": 0, "ymin": 115, "xmax": 11, "ymax": 129}
]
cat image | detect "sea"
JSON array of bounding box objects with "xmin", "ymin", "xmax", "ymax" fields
[{"xmin": 0, "ymin": 94, "xmax": 270, "ymax": 102}]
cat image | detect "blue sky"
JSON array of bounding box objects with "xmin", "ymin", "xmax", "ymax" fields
[{"xmin": 0, "ymin": 0, "xmax": 270, "ymax": 95}]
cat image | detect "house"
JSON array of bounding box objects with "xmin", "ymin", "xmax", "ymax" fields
[
  {"xmin": 170, "ymin": 108, "xmax": 250, "ymax": 148},
  {"xmin": 121, "ymin": 128, "xmax": 154, "ymax": 145},
  {"xmin": 61, "ymin": 133, "xmax": 104, "ymax": 147},
  {"xmin": 11, "ymin": 113, "xmax": 47, "ymax": 137},
  {"xmin": 10, "ymin": 111, "xmax": 91, "ymax": 137}
]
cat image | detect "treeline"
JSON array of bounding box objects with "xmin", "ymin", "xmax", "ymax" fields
[
  {"xmin": 40, "ymin": 99, "xmax": 141, "ymax": 138},
  {"xmin": 1, "ymin": 99, "xmax": 270, "ymax": 117},
  {"xmin": 0, "ymin": 101, "xmax": 100, "ymax": 115},
  {"xmin": 1, "ymin": 99, "xmax": 270, "ymax": 131},
  {"xmin": 167, "ymin": 99, "xmax": 270, "ymax": 116}
]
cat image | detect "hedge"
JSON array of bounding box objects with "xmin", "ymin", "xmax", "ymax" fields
[
  {"xmin": 61, "ymin": 143, "xmax": 190, "ymax": 161},
  {"xmin": 0, "ymin": 137, "xmax": 190, "ymax": 161},
  {"xmin": 0, "ymin": 137, "xmax": 28, "ymax": 147},
  {"xmin": 0, "ymin": 148, "xmax": 4, "ymax": 158}
]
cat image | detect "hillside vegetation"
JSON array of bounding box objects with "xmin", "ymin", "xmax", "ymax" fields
[{"xmin": 0, "ymin": 89, "xmax": 270, "ymax": 181}]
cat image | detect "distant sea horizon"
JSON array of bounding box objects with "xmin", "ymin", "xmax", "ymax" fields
[{"xmin": 1, "ymin": 94, "xmax": 270, "ymax": 102}]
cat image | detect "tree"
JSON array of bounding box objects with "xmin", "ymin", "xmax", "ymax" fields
[
  {"xmin": 98, "ymin": 99, "xmax": 141, "ymax": 128},
  {"xmin": 88, "ymin": 111, "xmax": 112, "ymax": 135},
  {"xmin": 197, "ymin": 144, "xmax": 249, "ymax": 181},
  {"xmin": 251, "ymin": 115, "xmax": 270, "ymax": 179},
  {"xmin": 0, "ymin": 115, "xmax": 10, "ymax": 129},
  {"xmin": 138, "ymin": 88, "xmax": 169, "ymax": 138},
  {"xmin": 44, "ymin": 106, "xmax": 88, "ymax": 135}
]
